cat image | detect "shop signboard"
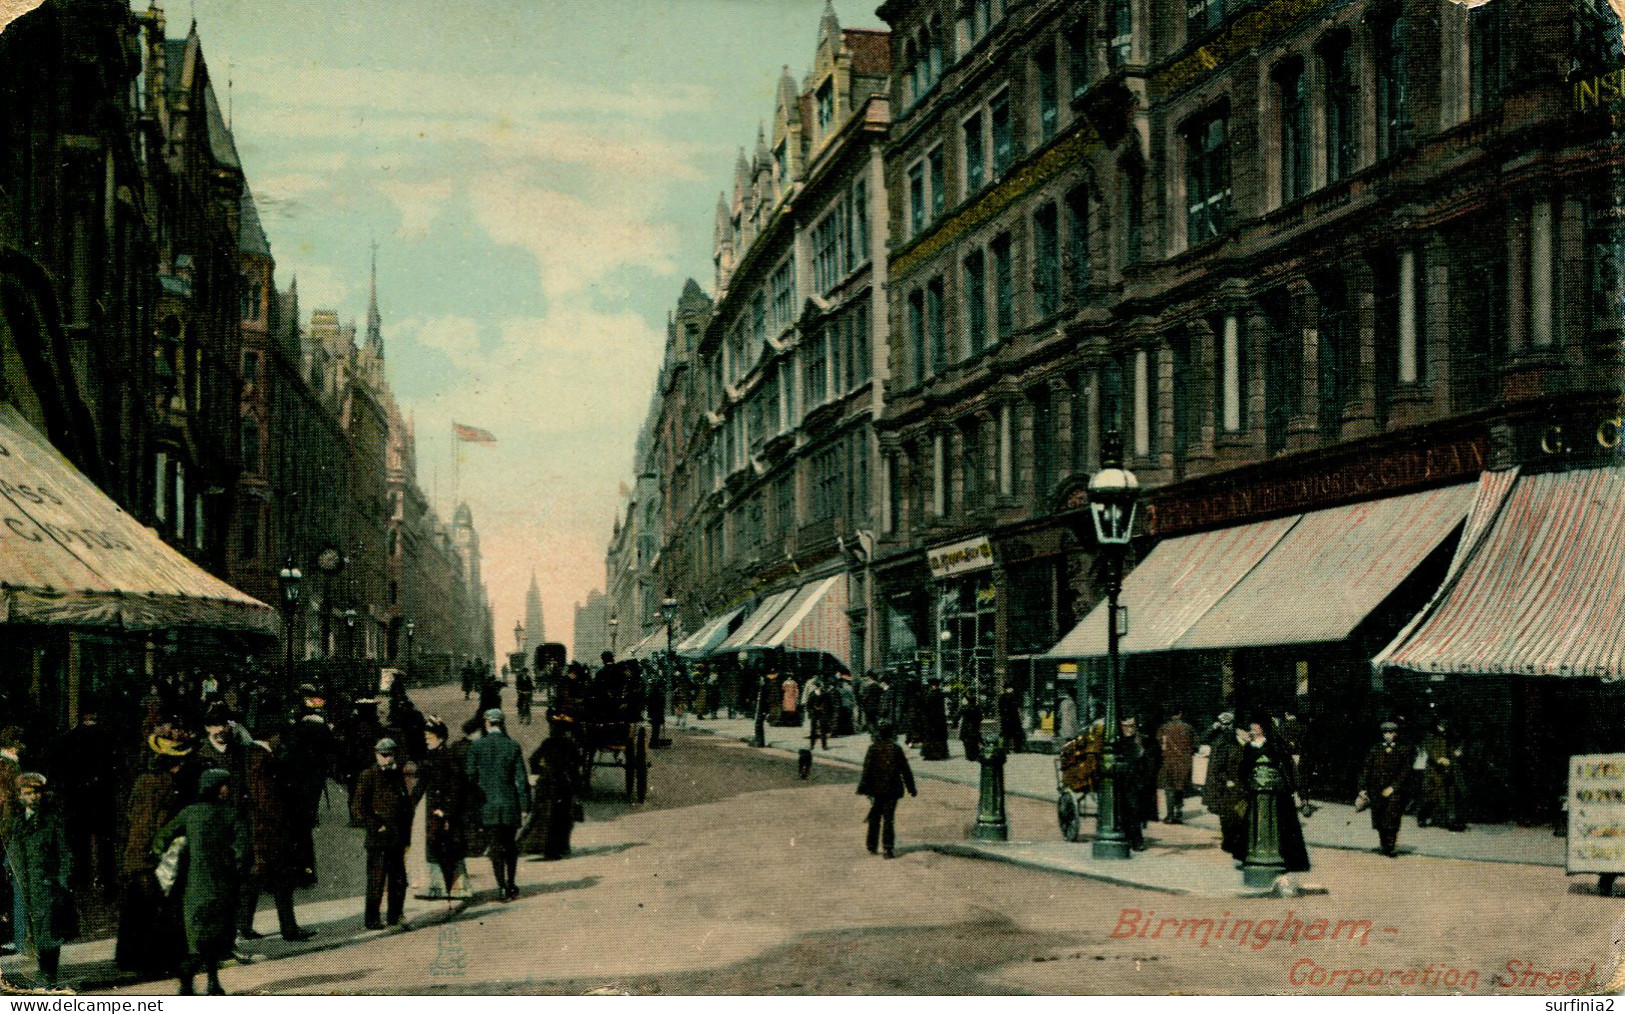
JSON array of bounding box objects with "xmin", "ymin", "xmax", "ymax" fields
[
  {"xmin": 1566, "ymin": 753, "xmax": 1625, "ymax": 875},
  {"xmin": 927, "ymin": 536, "xmax": 994, "ymax": 579}
]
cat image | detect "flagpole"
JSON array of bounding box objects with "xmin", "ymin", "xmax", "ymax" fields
[{"xmin": 451, "ymin": 422, "xmax": 460, "ymax": 514}]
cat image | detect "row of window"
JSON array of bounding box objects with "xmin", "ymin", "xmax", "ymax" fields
[
  {"xmin": 811, "ymin": 178, "xmax": 871, "ymax": 295},
  {"xmin": 698, "ymin": 429, "xmax": 872, "ymax": 568}
]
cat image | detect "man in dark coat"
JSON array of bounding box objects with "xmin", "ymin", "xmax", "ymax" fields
[
  {"xmin": 51, "ymin": 706, "xmax": 119, "ymax": 892},
  {"xmin": 998, "ymin": 687, "xmax": 1026, "ymax": 753},
  {"xmin": 958, "ymin": 697, "xmax": 984, "ymax": 761},
  {"xmin": 856, "ymin": 722, "xmax": 917, "ymax": 858},
  {"xmin": 5, "ymin": 773, "xmax": 71, "ymax": 987},
  {"xmin": 465, "ymin": 710, "xmax": 527, "ymax": 901},
  {"xmin": 282, "ymin": 685, "xmax": 335, "ymax": 888},
  {"xmin": 918, "ymin": 679, "xmax": 950, "ymax": 760},
  {"xmin": 352, "ymin": 738, "xmax": 413, "ymax": 929},
  {"xmin": 1115, "ymin": 717, "xmax": 1154, "ymax": 851},
  {"xmin": 237, "ymin": 730, "xmax": 314, "ymax": 942},
  {"xmin": 1361, "ymin": 721, "xmax": 1411, "ymax": 857},
  {"xmin": 1156, "ymin": 709, "xmax": 1195, "ymax": 824},
  {"xmin": 1203, "ymin": 713, "xmax": 1248, "ymax": 861},
  {"xmin": 116, "ymin": 726, "xmax": 193, "ymax": 977},
  {"xmin": 521, "ymin": 725, "xmax": 581, "ymax": 861},
  {"xmin": 1418, "ymin": 717, "xmax": 1468, "ymax": 831},
  {"xmin": 154, "ymin": 768, "xmax": 249, "ymax": 995}
]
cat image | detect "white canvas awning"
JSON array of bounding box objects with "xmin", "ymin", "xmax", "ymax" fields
[{"xmin": 0, "ymin": 405, "xmax": 276, "ymax": 634}]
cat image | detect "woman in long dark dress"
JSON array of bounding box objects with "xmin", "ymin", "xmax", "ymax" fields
[
  {"xmin": 520, "ymin": 726, "xmax": 581, "ymax": 860},
  {"xmin": 1239, "ymin": 721, "xmax": 1310, "ymax": 873},
  {"xmin": 153, "ymin": 768, "xmax": 249, "ymax": 995},
  {"xmin": 115, "ymin": 727, "xmax": 194, "ymax": 979},
  {"xmin": 414, "ymin": 719, "xmax": 467, "ymax": 898},
  {"xmin": 918, "ymin": 680, "xmax": 951, "ymax": 760}
]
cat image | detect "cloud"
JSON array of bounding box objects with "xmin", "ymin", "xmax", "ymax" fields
[
  {"xmin": 379, "ymin": 178, "xmax": 454, "ymax": 240},
  {"xmin": 402, "ymin": 315, "xmax": 482, "ymax": 368}
]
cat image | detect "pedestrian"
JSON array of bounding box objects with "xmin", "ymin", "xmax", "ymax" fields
[
  {"xmin": 352, "ymin": 738, "xmax": 412, "ymax": 929},
  {"xmin": 478, "ymin": 672, "xmax": 502, "ymax": 715},
  {"xmin": 154, "ymin": 768, "xmax": 248, "ymax": 995},
  {"xmin": 465, "ymin": 710, "xmax": 527, "ymax": 901},
  {"xmin": 115, "ymin": 725, "xmax": 193, "ymax": 978},
  {"xmin": 1156, "ymin": 708, "xmax": 1195, "ymax": 824},
  {"xmin": 345, "ymin": 699, "xmax": 382, "ymax": 822},
  {"xmin": 1239, "ymin": 719, "xmax": 1310, "ymax": 872},
  {"xmin": 1203, "ymin": 713, "xmax": 1248, "ymax": 862},
  {"xmin": 998, "ymin": 687, "xmax": 1026, "ymax": 754},
  {"xmin": 805, "ymin": 675, "xmax": 834, "ymax": 750},
  {"xmin": 856, "ymin": 722, "xmax": 916, "ymax": 858},
  {"xmin": 49, "ymin": 705, "xmax": 119, "ymax": 893},
  {"xmin": 0, "ymin": 726, "xmax": 23, "ymax": 955},
  {"xmin": 413, "ymin": 719, "xmax": 468, "ymax": 899},
  {"xmin": 237, "ymin": 723, "xmax": 314, "ymax": 942},
  {"xmin": 1116, "ymin": 717, "xmax": 1153, "ymax": 851},
  {"xmin": 902, "ymin": 677, "xmax": 923, "ymax": 745},
  {"xmin": 281, "ymin": 684, "xmax": 335, "ymax": 888},
  {"xmin": 451, "ymin": 715, "xmax": 487, "ymax": 875},
  {"xmin": 861, "ymin": 672, "xmax": 883, "ymax": 735},
  {"xmin": 515, "ymin": 668, "xmax": 534, "ymax": 726},
  {"xmin": 1359, "ymin": 721, "xmax": 1411, "ymax": 858},
  {"xmin": 646, "ymin": 671, "xmax": 667, "ymax": 747},
  {"xmin": 781, "ymin": 673, "xmax": 801, "ymax": 728},
  {"xmin": 1276, "ymin": 707, "xmax": 1308, "ymax": 795},
  {"xmin": 957, "ymin": 696, "xmax": 983, "ymax": 761},
  {"xmin": 837, "ymin": 675, "xmax": 857, "ymax": 736},
  {"xmin": 461, "ymin": 664, "xmax": 475, "ymax": 702},
  {"xmin": 918, "ymin": 679, "xmax": 950, "ymax": 761},
  {"xmin": 1418, "ymin": 717, "xmax": 1468, "ymax": 831},
  {"xmin": 4, "ymin": 773, "xmax": 72, "ymax": 988},
  {"xmin": 521, "ymin": 723, "xmax": 582, "ymax": 861}
]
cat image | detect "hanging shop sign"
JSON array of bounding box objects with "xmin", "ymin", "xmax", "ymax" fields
[
  {"xmin": 927, "ymin": 536, "xmax": 994, "ymax": 580},
  {"xmin": 1567, "ymin": 754, "xmax": 1625, "ymax": 876}
]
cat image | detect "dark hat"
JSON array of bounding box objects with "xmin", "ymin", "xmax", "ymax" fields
[
  {"xmin": 425, "ymin": 717, "xmax": 449, "ymax": 740},
  {"xmin": 1380, "ymin": 720, "xmax": 1399, "ymax": 732},
  {"xmin": 375, "ymin": 737, "xmax": 397, "ymax": 754}
]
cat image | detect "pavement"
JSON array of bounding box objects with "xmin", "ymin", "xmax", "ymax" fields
[{"xmin": 675, "ymin": 713, "xmax": 1570, "ymax": 893}]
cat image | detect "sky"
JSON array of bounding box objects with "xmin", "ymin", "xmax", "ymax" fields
[{"xmin": 130, "ymin": 0, "xmax": 889, "ymax": 656}]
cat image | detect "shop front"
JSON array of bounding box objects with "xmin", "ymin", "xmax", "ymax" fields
[
  {"xmin": 0, "ymin": 404, "xmax": 277, "ymax": 733},
  {"xmin": 927, "ymin": 536, "xmax": 997, "ymax": 707}
]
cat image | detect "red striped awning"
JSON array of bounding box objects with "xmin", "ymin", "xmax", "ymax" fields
[
  {"xmin": 1375, "ymin": 466, "xmax": 1625, "ymax": 680},
  {"xmin": 774, "ymin": 575, "xmax": 851, "ymax": 667}
]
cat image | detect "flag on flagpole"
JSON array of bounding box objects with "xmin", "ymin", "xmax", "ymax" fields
[{"xmin": 453, "ymin": 422, "xmax": 497, "ymax": 444}]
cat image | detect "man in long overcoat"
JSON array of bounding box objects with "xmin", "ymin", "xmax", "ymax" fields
[
  {"xmin": 51, "ymin": 706, "xmax": 119, "ymax": 891},
  {"xmin": 1115, "ymin": 717, "xmax": 1154, "ymax": 850},
  {"xmin": 153, "ymin": 768, "xmax": 249, "ymax": 995},
  {"xmin": 1156, "ymin": 709, "xmax": 1195, "ymax": 824},
  {"xmin": 352, "ymin": 739, "xmax": 413, "ymax": 929},
  {"xmin": 856, "ymin": 722, "xmax": 917, "ymax": 858},
  {"xmin": 1360, "ymin": 721, "xmax": 1411, "ymax": 857},
  {"xmin": 918, "ymin": 679, "xmax": 950, "ymax": 760},
  {"xmin": 238, "ymin": 729, "xmax": 313, "ymax": 942},
  {"xmin": 465, "ymin": 710, "xmax": 527, "ymax": 901},
  {"xmin": 1203, "ymin": 714, "xmax": 1248, "ymax": 861},
  {"xmin": 5, "ymin": 773, "xmax": 71, "ymax": 987}
]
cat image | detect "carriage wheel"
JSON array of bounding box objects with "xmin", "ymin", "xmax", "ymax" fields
[
  {"xmin": 1058, "ymin": 790, "xmax": 1084, "ymax": 842},
  {"xmin": 633, "ymin": 726, "xmax": 649, "ymax": 803}
]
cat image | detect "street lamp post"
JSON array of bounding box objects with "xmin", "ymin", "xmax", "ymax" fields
[
  {"xmin": 660, "ymin": 594, "xmax": 679, "ymax": 685},
  {"xmin": 277, "ymin": 559, "xmax": 303, "ymax": 702},
  {"xmin": 1088, "ymin": 431, "xmax": 1140, "ymax": 862},
  {"xmin": 514, "ymin": 621, "xmax": 525, "ymax": 653},
  {"xmin": 405, "ymin": 618, "xmax": 416, "ymax": 686},
  {"xmin": 343, "ymin": 607, "xmax": 357, "ymax": 663},
  {"xmin": 608, "ymin": 615, "xmax": 619, "ymax": 655}
]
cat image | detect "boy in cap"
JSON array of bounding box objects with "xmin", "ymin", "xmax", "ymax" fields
[
  {"xmin": 352, "ymin": 738, "xmax": 412, "ymax": 929},
  {"xmin": 856, "ymin": 722, "xmax": 916, "ymax": 858},
  {"xmin": 1359, "ymin": 721, "xmax": 1411, "ymax": 857}
]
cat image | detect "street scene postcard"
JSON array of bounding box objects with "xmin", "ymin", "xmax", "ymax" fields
[{"xmin": 0, "ymin": 0, "xmax": 1623, "ymax": 1001}]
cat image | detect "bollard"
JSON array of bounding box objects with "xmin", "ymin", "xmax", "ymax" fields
[
  {"xmin": 1241, "ymin": 754, "xmax": 1288, "ymax": 888},
  {"xmin": 973, "ymin": 737, "xmax": 1009, "ymax": 841}
]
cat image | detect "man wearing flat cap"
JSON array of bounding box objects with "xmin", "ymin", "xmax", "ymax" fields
[
  {"xmin": 1360, "ymin": 721, "xmax": 1411, "ymax": 858},
  {"xmin": 466, "ymin": 710, "xmax": 527, "ymax": 901},
  {"xmin": 352, "ymin": 738, "xmax": 412, "ymax": 929}
]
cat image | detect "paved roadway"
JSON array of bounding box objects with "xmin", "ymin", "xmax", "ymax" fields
[{"xmin": 58, "ymin": 682, "xmax": 1620, "ymax": 995}]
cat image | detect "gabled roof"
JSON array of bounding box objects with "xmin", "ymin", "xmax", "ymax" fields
[
  {"xmin": 202, "ymin": 81, "xmax": 242, "ymax": 170},
  {"xmin": 239, "ymin": 186, "xmax": 271, "ymax": 257}
]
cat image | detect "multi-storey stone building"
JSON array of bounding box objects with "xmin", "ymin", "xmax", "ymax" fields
[
  {"xmin": 630, "ymin": 7, "xmax": 892, "ymax": 681},
  {"xmin": 867, "ymin": 0, "xmax": 1623, "ymax": 813}
]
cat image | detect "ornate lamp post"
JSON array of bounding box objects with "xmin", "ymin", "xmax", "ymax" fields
[
  {"xmin": 1088, "ymin": 432, "xmax": 1140, "ymax": 861},
  {"xmin": 277, "ymin": 559, "xmax": 303, "ymax": 699},
  {"xmin": 343, "ymin": 606, "xmax": 357, "ymax": 662},
  {"xmin": 660, "ymin": 594, "xmax": 679, "ymax": 677},
  {"xmin": 405, "ymin": 618, "xmax": 416, "ymax": 685},
  {"xmin": 608, "ymin": 615, "xmax": 619, "ymax": 655}
]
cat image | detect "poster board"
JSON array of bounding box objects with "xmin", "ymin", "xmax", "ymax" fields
[{"xmin": 1567, "ymin": 752, "xmax": 1625, "ymax": 875}]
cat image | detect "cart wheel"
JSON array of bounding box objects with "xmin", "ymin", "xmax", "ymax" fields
[
  {"xmin": 634, "ymin": 726, "xmax": 649, "ymax": 803},
  {"xmin": 1058, "ymin": 790, "xmax": 1083, "ymax": 842}
]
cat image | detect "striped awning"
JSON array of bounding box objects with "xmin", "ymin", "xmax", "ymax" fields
[
  {"xmin": 0, "ymin": 405, "xmax": 275, "ymax": 634},
  {"xmin": 1046, "ymin": 483, "xmax": 1476, "ymax": 658},
  {"xmin": 715, "ymin": 588, "xmax": 798, "ymax": 652},
  {"xmin": 625, "ymin": 627, "xmax": 671, "ymax": 660},
  {"xmin": 736, "ymin": 574, "xmax": 851, "ymax": 666},
  {"xmin": 675, "ymin": 607, "xmax": 743, "ymax": 656},
  {"xmin": 1374, "ymin": 466, "xmax": 1625, "ymax": 680}
]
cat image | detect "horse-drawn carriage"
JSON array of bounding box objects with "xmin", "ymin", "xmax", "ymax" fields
[
  {"xmin": 547, "ymin": 658, "xmax": 649, "ymax": 803},
  {"xmin": 1054, "ymin": 721, "xmax": 1107, "ymax": 841}
]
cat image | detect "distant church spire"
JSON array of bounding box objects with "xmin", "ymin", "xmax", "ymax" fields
[
  {"xmin": 524, "ymin": 569, "xmax": 546, "ymax": 648},
  {"xmin": 366, "ymin": 240, "xmax": 383, "ymax": 355}
]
